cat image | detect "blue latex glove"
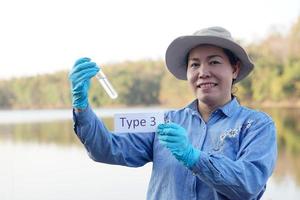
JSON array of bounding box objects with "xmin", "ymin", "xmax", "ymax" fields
[
  {"xmin": 68, "ymin": 57, "xmax": 100, "ymax": 109},
  {"xmin": 157, "ymin": 123, "xmax": 200, "ymax": 168}
]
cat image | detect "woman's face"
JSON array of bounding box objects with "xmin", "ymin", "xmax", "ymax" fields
[{"xmin": 187, "ymin": 45, "xmax": 240, "ymax": 107}]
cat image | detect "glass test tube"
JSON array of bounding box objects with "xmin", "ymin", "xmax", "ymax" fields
[{"xmin": 95, "ymin": 70, "xmax": 118, "ymax": 99}]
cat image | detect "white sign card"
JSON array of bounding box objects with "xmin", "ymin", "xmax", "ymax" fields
[{"xmin": 114, "ymin": 112, "xmax": 165, "ymax": 133}]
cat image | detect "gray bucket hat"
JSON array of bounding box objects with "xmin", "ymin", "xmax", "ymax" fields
[{"xmin": 165, "ymin": 26, "xmax": 254, "ymax": 83}]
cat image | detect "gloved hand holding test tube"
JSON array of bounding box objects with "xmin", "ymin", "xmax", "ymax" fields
[
  {"xmin": 95, "ymin": 69, "xmax": 118, "ymax": 99},
  {"xmin": 69, "ymin": 57, "xmax": 118, "ymax": 110}
]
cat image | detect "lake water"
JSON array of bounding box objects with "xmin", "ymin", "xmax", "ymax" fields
[{"xmin": 0, "ymin": 108, "xmax": 300, "ymax": 200}]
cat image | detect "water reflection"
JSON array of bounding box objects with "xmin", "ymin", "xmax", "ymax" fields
[
  {"xmin": 0, "ymin": 118, "xmax": 113, "ymax": 146},
  {"xmin": 0, "ymin": 108, "xmax": 300, "ymax": 199},
  {"xmin": 0, "ymin": 120, "xmax": 77, "ymax": 145},
  {"xmin": 263, "ymin": 108, "xmax": 300, "ymax": 186}
]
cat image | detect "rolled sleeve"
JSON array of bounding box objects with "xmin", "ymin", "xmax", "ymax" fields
[
  {"xmin": 190, "ymin": 115, "xmax": 277, "ymax": 200},
  {"xmin": 72, "ymin": 106, "xmax": 154, "ymax": 167}
]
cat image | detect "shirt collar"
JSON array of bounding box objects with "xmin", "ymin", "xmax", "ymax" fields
[
  {"xmin": 218, "ymin": 97, "xmax": 240, "ymax": 117},
  {"xmin": 186, "ymin": 99, "xmax": 199, "ymax": 115},
  {"xmin": 186, "ymin": 97, "xmax": 240, "ymax": 118}
]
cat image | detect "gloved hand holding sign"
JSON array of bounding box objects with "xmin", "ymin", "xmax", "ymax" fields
[{"xmin": 157, "ymin": 122, "xmax": 200, "ymax": 168}]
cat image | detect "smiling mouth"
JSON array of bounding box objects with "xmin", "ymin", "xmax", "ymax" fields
[{"xmin": 197, "ymin": 83, "xmax": 218, "ymax": 89}]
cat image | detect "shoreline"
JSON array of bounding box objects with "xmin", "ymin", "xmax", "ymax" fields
[
  {"xmin": 1, "ymin": 102, "xmax": 299, "ymax": 124},
  {"xmin": 1, "ymin": 100, "xmax": 300, "ymax": 111}
]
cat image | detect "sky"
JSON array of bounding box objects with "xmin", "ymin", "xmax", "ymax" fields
[{"xmin": 0, "ymin": 0, "xmax": 299, "ymax": 79}]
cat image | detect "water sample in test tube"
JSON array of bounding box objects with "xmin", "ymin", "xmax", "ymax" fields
[{"xmin": 95, "ymin": 70, "xmax": 118, "ymax": 99}]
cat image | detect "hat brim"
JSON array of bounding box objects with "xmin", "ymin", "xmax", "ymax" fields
[{"xmin": 165, "ymin": 35, "xmax": 254, "ymax": 83}]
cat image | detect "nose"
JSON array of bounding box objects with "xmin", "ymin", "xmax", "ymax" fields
[{"xmin": 198, "ymin": 64, "xmax": 211, "ymax": 79}]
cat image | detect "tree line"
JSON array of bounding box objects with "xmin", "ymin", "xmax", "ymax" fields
[{"xmin": 0, "ymin": 16, "xmax": 299, "ymax": 109}]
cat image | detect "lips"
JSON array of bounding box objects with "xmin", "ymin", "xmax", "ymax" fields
[{"xmin": 197, "ymin": 82, "xmax": 218, "ymax": 89}]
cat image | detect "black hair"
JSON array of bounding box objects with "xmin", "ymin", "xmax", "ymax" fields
[
  {"xmin": 222, "ymin": 48, "xmax": 239, "ymax": 66},
  {"xmin": 222, "ymin": 48, "xmax": 240, "ymax": 99}
]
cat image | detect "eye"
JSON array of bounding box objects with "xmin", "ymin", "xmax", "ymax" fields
[
  {"xmin": 189, "ymin": 62, "xmax": 200, "ymax": 68},
  {"xmin": 209, "ymin": 60, "xmax": 221, "ymax": 65}
]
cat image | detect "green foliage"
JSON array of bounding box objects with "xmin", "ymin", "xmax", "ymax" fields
[
  {"xmin": 0, "ymin": 16, "xmax": 300, "ymax": 109},
  {"xmin": 239, "ymin": 17, "xmax": 300, "ymax": 104},
  {"xmin": 0, "ymin": 80, "xmax": 15, "ymax": 107},
  {"xmin": 159, "ymin": 68, "xmax": 194, "ymax": 107}
]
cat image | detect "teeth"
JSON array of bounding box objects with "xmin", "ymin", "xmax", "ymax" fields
[{"xmin": 199, "ymin": 83, "xmax": 216, "ymax": 88}]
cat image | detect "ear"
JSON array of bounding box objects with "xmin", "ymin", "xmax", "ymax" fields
[{"xmin": 232, "ymin": 61, "xmax": 241, "ymax": 79}]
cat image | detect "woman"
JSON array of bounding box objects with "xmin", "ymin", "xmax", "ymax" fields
[{"xmin": 69, "ymin": 26, "xmax": 277, "ymax": 200}]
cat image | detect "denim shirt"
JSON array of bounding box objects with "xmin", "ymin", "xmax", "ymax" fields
[{"xmin": 73, "ymin": 98, "xmax": 277, "ymax": 200}]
